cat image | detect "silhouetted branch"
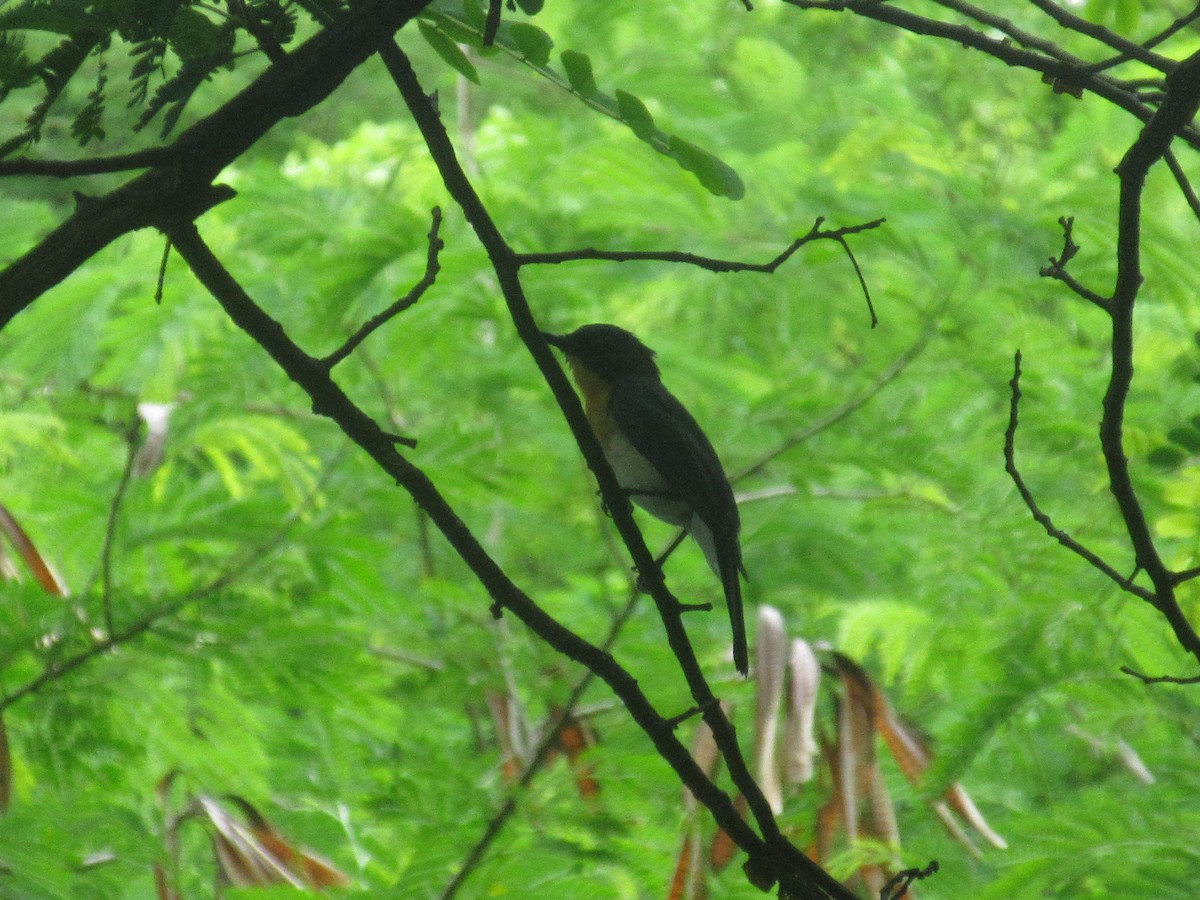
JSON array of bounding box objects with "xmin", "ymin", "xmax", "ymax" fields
[
  {"xmin": 1102, "ymin": 50, "xmax": 1200, "ymax": 664},
  {"xmin": 1120, "ymin": 665, "xmax": 1200, "ymax": 685},
  {"xmin": 1039, "ymin": 216, "xmax": 1111, "ymax": 311},
  {"xmin": 99, "ymin": 418, "xmax": 142, "ymax": 636},
  {"xmin": 1004, "ymin": 352, "xmax": 1156, "ymax": 602},
  {"xmin": 0, "ymin": 0, "xmax": 433, "ymax": 332},
  {"xmin": 0, "ymin": 147, "xmax": 178, "ymax": 178},
  {"xmin": 514, "ymin": 217, "xmax": 885, "ymax": 273},
  {"xmin": 881, "ymin": 860, "xmax": 939, "ymax": 900},
  {"xmin": 323, "ymin": 207, "xmax": 444, "ymax": 369},
  {"xmin": 378, "ymin": 40, "xmax": 855, "ymax": 900},
  {"xmin": 1027, "ymin": 0, "xmax": 1176, "ymax": 72},
  {"xmin": 784, "ymin": 0, "xmax": 1200, "ymax": 149}
]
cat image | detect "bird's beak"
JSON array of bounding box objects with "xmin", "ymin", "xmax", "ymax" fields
[{"xmin": 541, "ymin": 331, "xmax": 565, "ymax": 349}]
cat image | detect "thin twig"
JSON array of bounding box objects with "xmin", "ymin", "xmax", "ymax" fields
[
  {"xmin": 99, "ymin": 419, "xmax": 142, "ymax": 637},
  {"xmin": 1119, "ymin": 665, "xmax": 1200, "ymax": 685},
  {"xmin": 1086, "ymin": 3, "xmax": 1200, "ymax": 73},
  {"xmin": 1027, "ymin": 0, "xmax": 1176, "ymax": 72},
  {"xmin": 880, "ymin": 859, "xmax": 939, "ymax": 900},
  {"xmin": 1004, "ymin": 351, "xmax": 1157, "ymax": 602},
  {"xmin": 1039, "ymin": 216, "xmax": 1111, "ymax": 311},
  {"xmin": 514, "ymin": 217, "xmax": 885, "ymax": 273},
  {"xmin": 155, "ymin": 238, "xmax": 172, "ymax": 304},
  {"xmin": 323, "ymin": 207, "xmax": 444, "ymax": 369},
  {"xmin": 1164, "ymin": 149, "xmax": 1200, "ymax": 225},
  {"xmin": 783, "ymin": 0, "xmax": 1200, "ymax": 149}
]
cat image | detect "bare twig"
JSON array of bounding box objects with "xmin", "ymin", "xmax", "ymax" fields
[
  {"xmin": 1164, "ymin": 149, "xmax": 1200, "ymax": 225},
  {"xmin": 783, "ymin": 0, "xmax": 1200, "ymax": 149},
  {"xmin": 1120, "ymin": 665, "xmax": 1200, "ymax": 685},
  {"xmin": 514, "ymin": 217, "xmax": 886, "ymax": 273},
  {"xmin": 98, "ymin": 419, "xmax": 142, "ymax": 636},
  {"xmin": 322, "ymin": 207, "xmax": 444, "ymax": 369},
  {"xmin": 1039, "ymin": 216, "xmax": 1111, "ymax": 311},
  {"xmin": 880, "ymin": 859, "xmax": 939, "ymax": 900},
  {"xmin": 1004, "ymin": 352, "xmax": 1156, "ymax": 602},
  {"xmin": 1027, "ymin": 0, "xmax": 1176, "ymax": 72}
]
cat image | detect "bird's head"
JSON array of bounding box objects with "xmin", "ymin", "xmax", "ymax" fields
[{"xmin": 543, "ymin": 324, "xmax": 660, "ymax": 382}]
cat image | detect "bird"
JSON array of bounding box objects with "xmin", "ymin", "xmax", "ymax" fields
[{"xmin": 543, "ymin": 324, "xmax": 748, "ymax": 674}]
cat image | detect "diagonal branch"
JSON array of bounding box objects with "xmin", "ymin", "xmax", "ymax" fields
[
  {"xmin": 1027, "ymin": 0, "xmax": 1177, "ymax": 73},
  {"xmin": 372, "ymin": 41, "xmax": 855, "ymax": 900},
  {"xmin": 0, "ymin": 0, "xmax": 434, "ymax": 334},
  {"xmin": 322, "ymin": 207, "xmax": 444, "ymax": 369},
  {"xmin": 159, "ymin": 215, "xmax": 850, "ymax": 899},
  {"xmin": 1039, "ymin": 216, "xmax": 1111, "ymax": 311},
  {"xmin": 784, "ymin": 0, "xmax": 1200, "ymax": 149},
  {"xmin": 1004, "ymin": 351, "xmax": 1156, "ymax": 603}
]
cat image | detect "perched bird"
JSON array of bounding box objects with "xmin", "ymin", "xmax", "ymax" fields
[{"xmin": 544, "ymin": 324, "xmax": 748, "ymax": 674}]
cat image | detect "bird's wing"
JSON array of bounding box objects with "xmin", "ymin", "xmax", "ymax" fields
[
  {"xmin": 611, "ymin": 377, "xmax": 748, "ymax": 674},
  {"xmin": 608, "ymin": 377, "xmax": 738, "ymax": 532}
]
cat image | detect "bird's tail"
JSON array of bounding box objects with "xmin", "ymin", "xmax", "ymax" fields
[
  {"xmin": 708, "ymin": 531, "xmax": 747, "ymax": 676},
  {"xmin": 694, "ymin": 517, "xmax": 749, "ymax": 675},
  {"xmin": 721, "ymin": 551, "xmax": 748, "ymax": 676}
]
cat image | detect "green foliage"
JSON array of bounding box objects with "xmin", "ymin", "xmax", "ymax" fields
[{"xmin": 3, "ymin": 1, "xmax": 1200, "ymax": 898}]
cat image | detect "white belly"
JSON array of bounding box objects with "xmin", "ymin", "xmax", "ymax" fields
[{"xmin": 604, "ymin": 430, "xmax": 692, "ymax": 528}]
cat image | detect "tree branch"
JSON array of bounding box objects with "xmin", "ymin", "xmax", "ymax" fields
[
  {"xmin": 159, "ymin": 215, "xmax": 852, "ymax": 899},
  {"xmin": 378, "ymin": 43, "xmax": 852, "ymax": 898},
  {"xmin": 513, "ymin": 217, "xmax": 886, "ymax": 272},
  {"xmin": 1103, "ymin": 50, "xmax": 1200, "ymax": 663},
  {"xmin": 1039, "ymin": 216, "xmax": 1111, "ymax": 311},
  {"xmin": 0, "ymin": 147, "xmax": 178, "ymax": 178},
  {"xmin": 784, "ymin": 0, "xmax": 1200, "ymax": 148},
  {"xmin": 99, "ymin": 418, "xmax": 142, "ymax": 636},
  {"xmin": 1027, "ymin": 0, "xmax": 1176, "ymax": 73},
  {"xmin": 0, "ymin": 0, "xmax": 434, "ymax": 333},
  {"xmin": 1004, "ymin": 351, "xmax": 1156, "ymax": 602},
  {"xmin": 322, "ymin": 207, "xmax": 444, "ymax": 369}
]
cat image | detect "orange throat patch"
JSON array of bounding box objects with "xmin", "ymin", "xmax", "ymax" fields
[{"xmin": 566, "ymin": 356, "xmax": 614, "ymax": 444}]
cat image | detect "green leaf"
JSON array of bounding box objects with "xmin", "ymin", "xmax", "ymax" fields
[
  {"xmin": 461, "ymin": 0, "xmax": 487, "ymax": 30},
  {"xmin": 1155, "ymin": 512, "xmax": 1200, "ymax": 539},
  {"xmin": 167, "ymin": 8, "xmax": 230, "ymax": 62},
  {"xmin": 513, "ymin": 0, "xmax": 545, "ymax": 14},
  {"xmin": 560, "ymin": 49, "xmax": 597, "ymax": 97},
  {"xmin": 614, "ymin": 88, "xmax": 656, "ymax": 140},
  {"xmin": 507, "ymin": 22, "xmax": 553, "ymax": 67},
  {"xmin": 1167, "ymin": 425, "xmax": 1200, "ymax": 453},
  {"xmin": 667, "ymin": 135, "xmax": 745, "ymax": 200},
  {"xmin": 418, "ymin": 21, "xmax": 479, "ymax": 83},
  {"xmin": 1148, "ymin": 445, "xmax": 1187, "ymax": 470}
]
